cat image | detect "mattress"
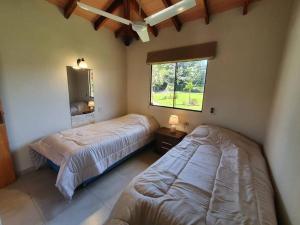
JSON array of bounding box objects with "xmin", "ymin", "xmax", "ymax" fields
[
  {"xmin": 106, "ymin": 125, "xmax": 277, "ymax": 225},
  {"xmin": 30, "ymin": 114, "xmax": 159, "ymax": 199}
]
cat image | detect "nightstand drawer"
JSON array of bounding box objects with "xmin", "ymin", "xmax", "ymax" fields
[
  {"xmin": 161, "ymin": 146, "xmax": 172, "ymax": 151},
  {"xmin": 156, "ymin": 132, "xmax": 176, "ymax": 142},
  {"xmin": 155, "ymin": 128, "xmax": 187, "ymax": 155},
  {"xmin": 156, "ymin": 144, "xmax": 172, "ymax": 154},
  {"xmin": 161, "ymin": 141, "xmax": 173, "ymax": 147},
  {"xmin": 160, "ymin": 135, "xmax": 182, "ymax": 145}
]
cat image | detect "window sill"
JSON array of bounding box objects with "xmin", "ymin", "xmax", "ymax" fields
[{"xmin": 149, "ymin": 104, "xmax": 203, "ymax": 112}]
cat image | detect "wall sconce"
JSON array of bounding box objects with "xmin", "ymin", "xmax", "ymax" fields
[{"xmin": 77, "ymin": 58, "xmax": 88, "ymax": 69}]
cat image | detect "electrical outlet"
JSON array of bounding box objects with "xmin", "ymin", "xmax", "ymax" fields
[{"xmin": 98, "ymin": 107, "xmax": 102, "ymax": 112}]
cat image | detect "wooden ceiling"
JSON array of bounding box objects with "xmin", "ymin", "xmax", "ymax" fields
[{"xmin": 47, "ymin": 0, "xmax": 254, "ymax": 45}]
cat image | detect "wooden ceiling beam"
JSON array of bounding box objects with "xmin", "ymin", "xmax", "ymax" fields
[
  {"xmin": 243, "ymin": 0, "xmax": 250, "ymax": 15},
  {"xmin": 64, "ymin": 0, "xmax": 79, "ymax": 19},
  {"xmin": 115, "ymin": 0, "xmax": 138, "ymax": 46},
  {"xmin": 161, "ymin": 0, "xmax": 182, "ymax": 32},
  {"xmin": 124, "ymin": 0, "xmax": 130, "ymax": 19},
  {"xmin": 203, "ymin": 0, "xmax": 210, "ymax": 24},
  {"xmin": 131, "ymin": 0, "xmax": 159, "ymax": 37},
  {"xmin": 94, "ymin": 0, "xmax": 123, "ymax": 30}
]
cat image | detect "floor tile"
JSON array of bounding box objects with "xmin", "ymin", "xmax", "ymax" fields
[
  {"xmin": 17, "ymin": 168, "xmax": 69, "ymax": 221},
  {"xmin": 0, "ymin": 189, "xmax": 45, "ymax": 225},
  {"xmin": 0, "ymin": 147, "xmax": 159, "ymax": 225},
  {"xmin": 46, "ymin": 191, "xmax": 108, "ymax": 225},
  {"xmin": 117, "ymin": 149, "xmax": 160, "ymax": 180},
  {"xmin": 86, "ymin": 170, "xmax": 130, "ymax": 209},
  {"xmin": 77, "ymin": 205, "xmax": 112, "ymax": 225}
]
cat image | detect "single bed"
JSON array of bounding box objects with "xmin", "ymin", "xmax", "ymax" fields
[
  {"xmin": 30, "ymin": 114, "xmax": 159, "ymax": 199},
  {"xmin": 106, "ymin": 125, "xmax": 277, "ymax": 225}
]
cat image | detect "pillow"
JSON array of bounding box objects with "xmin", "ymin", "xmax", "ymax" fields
[
  {"xmin": 70, "ymin": 102, "xmax": 88, "ymax": 115},
  {"xmin": 70, "ymin": 104, "xmax": 79, "ymax": 116},
  {"xmin": 75, "ymin": 102, "xmax": 88, "ymax": 113},
  {"xmin": 189, "ymin": 125, "xmax": 209, "ymax": 138}
]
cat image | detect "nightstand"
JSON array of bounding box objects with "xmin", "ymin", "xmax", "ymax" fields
[{"xmin": 155, "ymin": 127, "xmax": 187, "ymax": 154}]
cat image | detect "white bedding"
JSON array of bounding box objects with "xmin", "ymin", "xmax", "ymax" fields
[
  {"xmin": 106, "ymin": 125, "xmax": 277, "ymax": 225},
  {"xmin": 30, "ymin": 114, "xmax": 159, "ymax": 199}
]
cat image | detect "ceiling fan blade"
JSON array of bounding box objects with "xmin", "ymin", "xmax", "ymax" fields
[
  {"xmin": 132, "ymin": 22, "xmax": 150, "ymax": 42},
  {"xmin": 77, "ymin": 2, "xmax": 132, "ymax": 25},
  {"xmin": 145, "ymin": 0, "xmax": 196, "ymax": 26}
]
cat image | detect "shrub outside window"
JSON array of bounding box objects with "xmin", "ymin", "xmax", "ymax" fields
[{"xmin": 150, "ymin": 60, "xmax": 208, "ymax": 112}]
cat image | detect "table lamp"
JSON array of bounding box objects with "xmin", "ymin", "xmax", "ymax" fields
[
  {"xmin": 169, "ymin": 115, "xmax": 179, "ymax": 133},
  {"xmin": 88, "ymin": 101, "xmax": 95, "ymax": 111}
]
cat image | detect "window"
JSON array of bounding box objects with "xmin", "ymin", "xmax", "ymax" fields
[{"xmin": 150, "ymin": 60, "xmax": 208, "ymax": 112}]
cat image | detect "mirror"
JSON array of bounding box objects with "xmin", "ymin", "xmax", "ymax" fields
[{"xmin": 67, "ymin": 66, "xmax": 95, "ymax": 126}]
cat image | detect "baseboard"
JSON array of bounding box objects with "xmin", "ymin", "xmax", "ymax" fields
[{"xmin": 16, "ymin": 166, "xmax": 36, "ymax": 176}]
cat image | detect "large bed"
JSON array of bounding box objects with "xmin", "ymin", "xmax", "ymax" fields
[
  {"xmin": 106, "ymin": 125, "xmax": 277, "ymax": 225},
  {"xmin": 30, "ymin": 114, "xmax": 159, "ymax": 199}
]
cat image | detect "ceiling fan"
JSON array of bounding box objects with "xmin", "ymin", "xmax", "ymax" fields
[{"xmin": 77, "ymin": 0, "xmax": 197, "ymax": 42}]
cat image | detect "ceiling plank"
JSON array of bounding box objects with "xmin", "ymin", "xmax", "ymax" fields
[
  {"xmin": 47, "ymin": 0, "xmax": 261, "ymax": 36},
  {"xmin": 131, "ymin": 0, "xmax": 159, "ymax": 37},
  {"xmin": 161, "ymin": 0, "xmax": 182, "ymax": 32},
  {"xmin": 64, "ymin": 0, "xmax": 79, "ymax": 19},
  {"xmin": 94, "ymin": 0, "xmax": 123, "ymax": 30},
  {"xmin": 203, "ymin": 0, "xmax": 210, "ymax": 24},
  {"xmin": 243, "ymin": 0, "xmax": 250, "ymax": 15}
]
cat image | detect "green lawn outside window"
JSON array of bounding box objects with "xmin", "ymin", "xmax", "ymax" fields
[{"xmin": 150, "ymin": 60, "xmax": 208, "ymax": 112}]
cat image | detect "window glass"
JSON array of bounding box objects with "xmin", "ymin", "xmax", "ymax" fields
[
  {"xmin": 151, "ymin": 60, "xmax": 208, "ymax": 112},
  {"xmin": 151, "ymin": 63, "xmax": 176, "ymax": 108}
]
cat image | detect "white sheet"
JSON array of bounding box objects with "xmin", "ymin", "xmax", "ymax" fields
[
  {"xmin": 30, "ymin": 114, "xmax": 159, "ymax": 199},
  {"xmin": 106, "ymin": 125, "xmax": 277, "ymax": 225}
]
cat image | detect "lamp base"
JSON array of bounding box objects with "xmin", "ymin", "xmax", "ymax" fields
[{"xmin": 170, "ymin": 125, "xmax": 176, "ymax": 133}]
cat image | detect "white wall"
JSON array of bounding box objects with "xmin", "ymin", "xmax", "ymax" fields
[
  {"xmin": 126, "ymin": 0, "xmax": 292, "ymax": 144},
  {"xmin": 265, "ymin": 0, "xmax": 300, "ymax": 224},
  {"xmin": 0, "ymin": 0, "xmax": 127, "ymax": 172}
]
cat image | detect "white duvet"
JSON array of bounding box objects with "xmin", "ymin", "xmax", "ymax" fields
[
  {"xmin": 106, "ymin": 125, "xmax": 277, "ymax": 225},
  {"xmin": 30, "ymin": 114, "xmax": 159, "ymax": 199}
]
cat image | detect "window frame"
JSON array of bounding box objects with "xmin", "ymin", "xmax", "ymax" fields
[{"xmin": 149, "ymin": 60, "xmax": 209, "ymax": 112}]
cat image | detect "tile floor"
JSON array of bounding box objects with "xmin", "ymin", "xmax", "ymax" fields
[{"xmin": 0, "ymin": 147, "xmax": 160, "ymax": 225}]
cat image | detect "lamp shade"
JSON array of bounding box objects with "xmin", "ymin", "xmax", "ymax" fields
[
  {"xmin": 169, "ymin": 115, "xmax": 179, "ymax": 125},
  {"xmin": 77, "ymin": 58, "xmax": 88, "ymax": 69},
  {"xmin": 79, "ymin": 60, "xmax": 87, "ymax": 69},
  {"xmin": 88, "ymin": 101, "xmax": 95, "ymax": 107}
]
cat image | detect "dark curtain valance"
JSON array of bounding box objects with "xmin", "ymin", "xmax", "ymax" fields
[{"xmin": 146, "ymin": 41, "xmax": 217, "ymax": 64}]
